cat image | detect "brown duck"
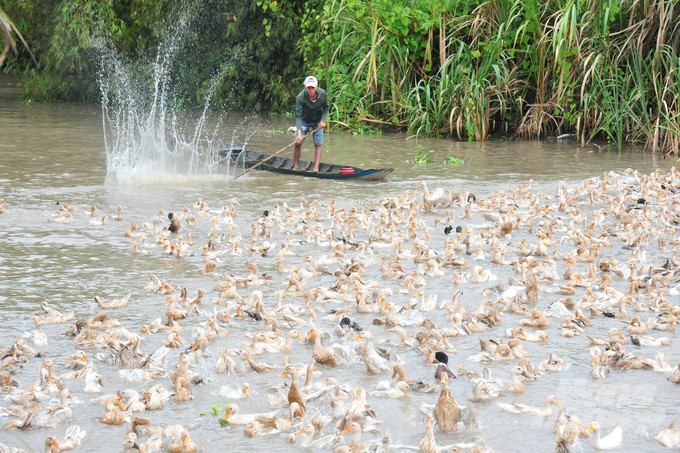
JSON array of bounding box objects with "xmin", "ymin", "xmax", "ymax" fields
[
  {"xmin": 100, "ymin": 395, "xmax": 128, "ymax": 425},
  {"xmin": 392, "ymin": 364, "xmax": 436, "ymax": 393},
  {"xmin": 433, "ymin": 373, "xmax": 460, "ymax": 432},
  {"xmin": 307, "ymin": 329, "xmax": 338, "ymax": 367},
  {"xmin": 168, "ymin": 213, "xmax": 180, "ymax": 233},
  {"xmin": 525, "ymin": 257, "xmax": 542, "ymax": 303},
  {"xmin": 279, "ymin": 365, "xmax": 306, "ymax": 411}
]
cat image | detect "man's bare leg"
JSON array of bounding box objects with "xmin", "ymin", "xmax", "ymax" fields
[
  {"xmin": 313, "ymin": 145, "xmax": 322, "ymax": 172},
  {"xmin": 293, "ymin": 144, "xmax": 302, "ymax": 171}
]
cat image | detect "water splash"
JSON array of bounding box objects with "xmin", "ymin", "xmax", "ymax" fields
[{"xmin": 99, "ymin": 17, "xmax": 229, "ymax": 186}]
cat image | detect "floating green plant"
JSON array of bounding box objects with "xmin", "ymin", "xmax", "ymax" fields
[
  {"xmin": 199, "ymin": 402, "xmax": 229, "ymax": 419},
  {"xmin": 442, "ymin": 156, "xmax": 464, "ymax": 164},
  {"xmin": 401, "ymin": 146, "xmax": 435, "ymax": 164}
]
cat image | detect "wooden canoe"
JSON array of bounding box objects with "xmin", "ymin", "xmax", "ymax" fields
[{"xmin": 218, "ymin": 139, "xmax": 393, "ymax": 181}]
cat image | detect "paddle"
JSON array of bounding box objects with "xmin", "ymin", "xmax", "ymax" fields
[{"xmin": 233, "ymin": 126, "xmax": 322, "ymax": 180}]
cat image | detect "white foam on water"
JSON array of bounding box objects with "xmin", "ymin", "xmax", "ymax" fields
[{"xmin": 99, "ymin": 17, "xmax": 229, "ymax": 186}]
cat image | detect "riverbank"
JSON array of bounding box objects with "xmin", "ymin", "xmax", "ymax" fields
[{"xmin": 2, "ymin": 0, "xmax": 679, "ymax": 151}]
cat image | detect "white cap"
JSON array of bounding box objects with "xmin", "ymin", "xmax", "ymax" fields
[{"xmin": 304, "ymin": 76, "xmax": 318, "ymax": 87}]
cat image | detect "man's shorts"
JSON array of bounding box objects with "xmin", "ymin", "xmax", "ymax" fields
[{"xmin": 297, "ymin": 120, "xmax": 324, "ymax": 146}]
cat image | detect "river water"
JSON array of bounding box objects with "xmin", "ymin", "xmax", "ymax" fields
[{"xmin": 0, "ymin": 72, "xmax": 678, "ymax": 452}]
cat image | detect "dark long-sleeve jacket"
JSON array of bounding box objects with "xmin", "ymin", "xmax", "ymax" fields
[{"xmin": 295, "ymin": 88, "xmax": 329, "ymax": 130}]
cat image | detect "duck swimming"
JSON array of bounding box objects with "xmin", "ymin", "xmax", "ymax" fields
[
  {"xmin": 241, "ymin": 351, "xmax": 276, "ymax": 374},
  {"xmin": 538, "ymin": 353, "xmax": 570, "ymax": 372},
  {"xmin": 496, "ymin": 366, "xmax": 531, "ymax": 393},
  {"xmin": 279, "ymin": 365, "xmax": 306, "ymax": 411},
  {"xmin": 168, "ymin": 213, "xmax": 181, "ymax": 233},
  {"xmin": 392, "ymin": 364, "xmax": 436, "ymax": 392},
  {"xmin": 433, "ymin": 351, "xmax": 456, "ymax": 379},
  {"xmin": 498, "ymin": 394, "xmax": 563, "ymax": 416},
  {"xmin": 656, "ymin": 420, "xmax": 680, "ymax": 447},
  {"xmin": 221, "ymin": 404, "xmax": 279, "ymax": 425},
  {"xmin": 354, "ymin": 331, "xmax": 390, "ymax": 374},
  {"xmin": 100, "ymin": 395, "xmax": 128, "ymax": 425},
  {"xmin": 418, "ymin": 413, "xmax": 440, "ymax": 453},
  {"xmin": 587, "ymin": 421, "xmax": 623, "ymax": 450},
  {"xmin": 167, "ymin": 430, "xmax": 197, "ymax": 453},
  {"xmin": 307, "ymin": 329, "xmax": 339, "ymax": 367},
  {"xmin": 45, "ymin": 425, "xmax": 86, "ymax": 453},
  {"xmin": 587, "ymin": 328, "xmax": 626, "ymax": 345},
  {"xmin": 34, "ymin": 301, "xmax": 74, "ymax": 325},
  {"xmin": 468, "ymin": 381, "xmax": 492, "ymax": 403},
  {"xmin": 8, "ymin": 172, "xmax": 680, "ymax": 452},
  {"xmin": 340, "ymin": 421, "xmax": 390, "ymax": 452},
  {"xmin": 433, "ymin": 373, "xmax": 459, "ymax": 432}
]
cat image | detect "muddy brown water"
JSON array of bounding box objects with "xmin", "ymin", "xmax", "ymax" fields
[{"xmin": 0, "ymin": 73, "xmax": 678, "ymax": 452}]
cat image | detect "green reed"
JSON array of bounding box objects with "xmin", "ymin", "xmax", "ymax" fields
[
  {"xmin": 306, "ymin": 0, "xmax": 680, "ymax": 153},
  {"xmin": 5, "ymin": 0, "xmax": 680, "ymax": 152}
]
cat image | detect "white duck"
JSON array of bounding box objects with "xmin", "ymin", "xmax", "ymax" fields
[
  {"xmin": 220, "ymin": 382, "xmax": 250, "ymax": 399},
  {"xmin": 419, "ymin": 292, "xmax": 438, "ymax": 312},
  {"xmin": 587, "ymin": 421, "xmax": 623, "ymax": 450},
  {"xmin": 656, "ymin": 420, "xmax": 680, "ymax": 448},
  {"xmin": 518, "ymin": 329, "xmax": 549, "ymax": 342},
  {"xmin": 537, "ymin": 353, "xmax": 570, "ymax": 372},
  {"xmin": 645, "ymin": 352, "xmax": 673, "ymax": 372},
  {"xmin": 367, "ymin": 380, "xmax": 410, "ymax": 398},
  {"xmin": 84, "ymin": 371, "xmax": 103, "ymax": 393},
  {"xmin": 354, "ymin": 331, "xmax": 390, "ymax": 374},
  {"xmin": 221, "ymin": 403, "xmax": 279, "ymax": 425},
  {"xmin": 497, "ymin": 394, "xmax": 562, "ymax": 416},
  {"xmin": 495, "ymin": 366, "xmax": 531, "ymax": 393}
]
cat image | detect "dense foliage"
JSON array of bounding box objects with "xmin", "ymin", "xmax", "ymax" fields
[
  {"xmin": 2, "ymin": 0, "xmax": 680, "ymax": 151},
  {"xmin": 303, "ymin": 0, "xmax": 680, "ymax": 151},
  {"xmin": 0, "ymin": 0, "xmax": 313, "ymax": 109}
]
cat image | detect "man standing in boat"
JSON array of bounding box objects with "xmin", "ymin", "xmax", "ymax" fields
[{"xmin": 293, "ymin": 76, "xmax": 329, "ymax": 172}]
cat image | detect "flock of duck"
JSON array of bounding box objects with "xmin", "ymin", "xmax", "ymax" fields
[{"xmin": 3, "ymin": 167, "xmax": 680, "ymax": 453}]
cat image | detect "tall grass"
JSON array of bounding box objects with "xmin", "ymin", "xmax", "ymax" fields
[{"xmin": 309, "ymin": 0, "xmax": 680, "ymax": 153}]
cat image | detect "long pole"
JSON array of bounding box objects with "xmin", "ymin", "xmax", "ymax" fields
[{"xmin": 233, "ymin": 127, "xmax": 322, "ymax": 180}]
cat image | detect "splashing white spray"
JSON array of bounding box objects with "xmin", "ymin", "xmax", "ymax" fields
[{"xmin": 99, "ymin": 17, "xmax": 227, "ymax": 186}]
